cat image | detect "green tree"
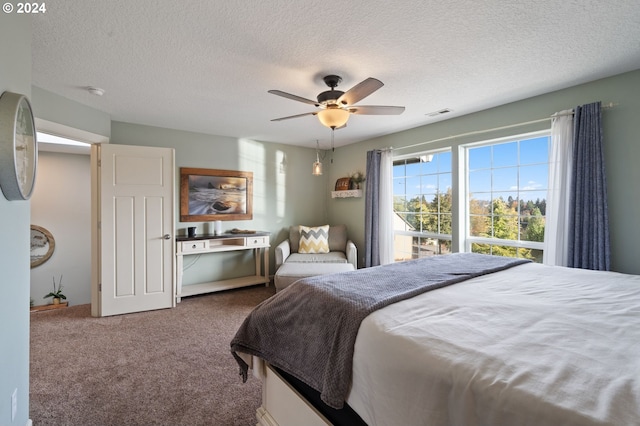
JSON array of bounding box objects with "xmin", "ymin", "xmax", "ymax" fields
[
  {"xmin": 489, "ymin": 198, "xmax": 519, "ymax": 257},
  {"xmin": 424, "ymin": 188, "xmax": 452, "ymax": 234},
  {"xmin": 524, "ymin": 207, "xmax": 545, "ymax": 242}
]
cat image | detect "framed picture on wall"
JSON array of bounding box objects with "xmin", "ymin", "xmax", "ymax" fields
[{"xmin": 180, "ymin": 168, "xmax": 253, "ymax": 222}]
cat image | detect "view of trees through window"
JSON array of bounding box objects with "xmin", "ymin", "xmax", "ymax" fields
[
  {"xmin": 393, "ymin": 152, "xmax": 452, "ymax": 261},
  {"xmin": 392, "ymin": 133, "xmax": 550, "ymax": 263},
  {"xmin": 468, "ymin": 135, "xmax": 550, "ymax": 262}
]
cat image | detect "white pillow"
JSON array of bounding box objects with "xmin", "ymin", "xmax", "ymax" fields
[{"xmin": 298, "ymin": 225, "xmax": 330, "ymax": 254}]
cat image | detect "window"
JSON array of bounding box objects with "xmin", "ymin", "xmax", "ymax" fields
[
  {"xmin": 466, "ymin": 133, "xmax": 550, "ymax": 262},
  {"xmin": 393, "ymin": 150, "xmax": 452, "ymax": 261}
]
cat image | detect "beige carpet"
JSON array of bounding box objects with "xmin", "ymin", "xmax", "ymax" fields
[{"xmin": 30, "ymin": 285, "xmax": 275, "ymax": 426}]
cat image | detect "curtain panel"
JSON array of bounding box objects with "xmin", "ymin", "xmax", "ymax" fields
[
  {"xmin": 543, "ymin": 110, "xmax": 574, "ymax": 266},
  {"xmin": 568, "ymin": 101, "xmax": 611, "ymax": 271},
  {"xmin": 364, "ymin": 149, "xmax": 394, "ymax": 267}
]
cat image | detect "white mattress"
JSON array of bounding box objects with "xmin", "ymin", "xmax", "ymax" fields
[{"xmin": 346, "ymin": 263, "xmax": 640, "ymax": 426}]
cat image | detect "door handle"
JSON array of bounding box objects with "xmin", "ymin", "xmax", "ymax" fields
[{"xmin": 163, "ymin": 234, "xmax": 171, "ymax": 240}]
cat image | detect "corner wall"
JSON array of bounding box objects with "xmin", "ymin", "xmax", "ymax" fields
[
  {"xmin": 0, "ymin": 12, "xmax": 32, "ymax": 426},
  {"xmin": 30, "ymin": 151, "xmax": 91, "ymax": 305}
]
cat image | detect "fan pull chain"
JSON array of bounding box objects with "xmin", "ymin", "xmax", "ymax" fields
[{"xmin": 331, "ymin": 129, "xmax": 335, "ymax": 163}]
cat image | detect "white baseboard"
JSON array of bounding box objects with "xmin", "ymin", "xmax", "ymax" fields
[{"xmin": 256, "ymin": 406, "xmax": 279, "ymax": 426}]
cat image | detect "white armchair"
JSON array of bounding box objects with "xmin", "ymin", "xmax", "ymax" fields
[
  {"xmin": 275, "ymin": 224, "xmax": 357, "ymax": 269},
  {"xmin": 274, "ymin": 224, "xmax": 357, "ymax": 291}
]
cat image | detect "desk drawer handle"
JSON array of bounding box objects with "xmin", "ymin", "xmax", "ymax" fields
[{"xmin": 192, "ymin": 244, "xmax": 197, "ymax": 249}]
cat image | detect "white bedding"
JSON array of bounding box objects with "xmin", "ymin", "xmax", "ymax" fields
[{"xmin": 346, "ymin": 263, "xmax": 640, "ymax": 426}]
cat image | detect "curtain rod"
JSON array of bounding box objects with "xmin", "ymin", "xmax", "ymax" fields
[{"xmin": 394, "ymin": 102, "xmax": 617, "ymax": 152}]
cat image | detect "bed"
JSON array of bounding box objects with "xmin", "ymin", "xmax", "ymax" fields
[{"xmin": 231, "ymin": 253, "xmax": 640, "ymax": 426}]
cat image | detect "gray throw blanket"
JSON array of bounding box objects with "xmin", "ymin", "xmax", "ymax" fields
[{"xmin": 230, "ymin": 253, "xmax": 529, "ymax": 409}]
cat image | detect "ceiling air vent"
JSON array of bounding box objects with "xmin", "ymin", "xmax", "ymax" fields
[{"xmin": 426, "ymin": 108, "xmax": 452, "ymax": 117}]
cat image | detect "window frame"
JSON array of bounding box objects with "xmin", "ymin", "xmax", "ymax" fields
[
  {"xmin": 461, "ymin": 130, "xmax": 550, "ymax": 257},
  {"xmin": 392, "ymin": 148, "xmax": 453, "ymax": 260}
]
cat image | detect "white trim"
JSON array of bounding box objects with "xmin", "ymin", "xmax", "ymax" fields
[
  {"xmin": 34, "ymin": 118, "xmax": 109, "ymax": 155},
  {"xmin": 460, "ymin": 129, "xmax": 549, "ymax": 150},
  {"xmin": 467, "ymin": 236, "xmax": 545, "ymax": 251},
  {"xmin": 395, "ymin": 229, "xmax": 452, "ymax": 241}
]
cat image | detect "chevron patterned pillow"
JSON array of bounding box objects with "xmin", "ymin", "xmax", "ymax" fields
[{"xmin": 298, "ymin": 225, "xmax": 330, "ymax": 254}]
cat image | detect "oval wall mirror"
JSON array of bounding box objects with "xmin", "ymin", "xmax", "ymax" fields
[{"xmin": 31, "ymin": 225, "xmax": 55, "ymax": 268}]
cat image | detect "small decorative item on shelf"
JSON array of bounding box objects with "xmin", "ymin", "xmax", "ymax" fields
[
  {"xmin": 335, "ymin": 177, "xmax": 351, "ymax": 191},
  {"xmin": 230, "ymin": 228, "xmax": 256, "ymax": 234},
  {"xmin": 44, "ymin": 275, "xmax": 66, "ymax": 305},
  {"xmin": 349, "ymin": 171, "xmax": 366, "ymax": 189}
]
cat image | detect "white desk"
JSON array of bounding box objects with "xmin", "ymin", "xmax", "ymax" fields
[{"xmin": 175, "ymin": 233, "xmax": 270, "ymax": 301}]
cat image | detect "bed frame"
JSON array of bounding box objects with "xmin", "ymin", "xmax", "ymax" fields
[{"xmin": 254, "ymin": 359, "xmax": 331, "ymax": 426}]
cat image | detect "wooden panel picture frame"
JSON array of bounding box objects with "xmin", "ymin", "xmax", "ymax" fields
[{"xmin": 180, "ymin": 168, "xmax": 253, "ymax": 222}]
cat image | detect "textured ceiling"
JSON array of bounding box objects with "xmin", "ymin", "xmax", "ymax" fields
[{"xmin": 32, "ymin": 0, "xmax": 640, "ymax": 148}]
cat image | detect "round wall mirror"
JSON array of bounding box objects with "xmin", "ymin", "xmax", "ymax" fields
[{"xmin": 31, "ymin": 225, "xmax": 55, "ymax": 268}]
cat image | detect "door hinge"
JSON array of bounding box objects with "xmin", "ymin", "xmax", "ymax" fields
[
  {"xmin": 97, "ymin": 159, "xmax": 101, "ymax": 167},
  {"xmin": 99, "ymin": 283, "xmax": 102, "ymax": 292}
]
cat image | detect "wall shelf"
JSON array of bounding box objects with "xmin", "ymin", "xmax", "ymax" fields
[{"xmin": 331, "ymin": 189, "xmax": 362, "ymax": 199}]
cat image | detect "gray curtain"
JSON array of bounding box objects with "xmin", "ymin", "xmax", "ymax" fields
[
  {"xmin": 568, "ymin": 101, "xmax": 611, "ymax": 270},
  {"xmin": 364, "ymin": 150, "xmax": 382, "ymax": 267}
]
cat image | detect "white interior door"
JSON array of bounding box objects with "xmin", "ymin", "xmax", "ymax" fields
[{"xmin": 91, "ymin": 143, "xmax": 175, "ymax": 316}]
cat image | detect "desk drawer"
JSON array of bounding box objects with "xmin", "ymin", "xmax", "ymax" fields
[
  {"xmin": 246, "ymin": 236, "xmax": 269, "ymax": 247},
  {"xmin": 181, "ymin": 240, "xmax": 209, "ymax": 252}
]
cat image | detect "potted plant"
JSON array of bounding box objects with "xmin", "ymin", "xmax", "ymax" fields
[
  {"xmin": 44, "ymin": 275, "xmax": 66, "ymax": 305},
  {"xmin": 350, "ymin": 171, "xmax": 366, "ymax": 189}
]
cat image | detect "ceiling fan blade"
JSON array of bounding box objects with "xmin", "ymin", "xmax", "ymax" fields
[
  {"xmin": 268, "ymin": 90, "xmax": 319, "ymax": 106},
  {"xmin": 270, "ymin": 111, "xmax": 318, "ymax": 122},
  {"xmin": 349, "ymin": 105, "xmax": 405, "ymax": 115},
  {"xmin": 337, "ymin": 78, "xmax": 384, "ymax": 106}
]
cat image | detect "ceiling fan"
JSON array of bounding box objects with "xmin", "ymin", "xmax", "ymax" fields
[{"xmin": 269, "ymin": 75, "xmax": 405, "ymax": 129}]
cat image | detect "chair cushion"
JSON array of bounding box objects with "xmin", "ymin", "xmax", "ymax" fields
[
  {"xmin": 286, "ymin": 252, "xmax": 348, "ymax": 263},
  {"xmin": 290, "ymin": 224, "xmax": 348, "ymax": 253},
  {"xmin": 298, "ymin": 225, "xmax": 330, "ymax": 254},
  {"xmin": 274, "ymin": 262, "xmax": 355, "ymax": 291},
  {"xmin": 327, "ymin": 224, "xmax": 347, "ymax": 252}
]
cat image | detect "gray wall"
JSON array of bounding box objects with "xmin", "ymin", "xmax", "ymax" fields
[
  {"xmin": 0, "ymin": 12, "xmax": 32, "ymax": 426},
  {"xmin": 111, "ymin": 121, "xmax": 329, "ymax": 284},
  {"xmin": 328, "ymin": 69, "xmax": 640, "ymax": 275},
  {"xmin": 31, "ymin": 151, "xmax": 91, "ymax": 306},
  {"xmin": 31, "ymin": 86, "xmax": 111, "ymax": 138}
]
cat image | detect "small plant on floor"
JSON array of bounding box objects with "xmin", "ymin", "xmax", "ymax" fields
[{"xmin": 44, "ymin": 275, "xmax": 66, "ymax": 305}]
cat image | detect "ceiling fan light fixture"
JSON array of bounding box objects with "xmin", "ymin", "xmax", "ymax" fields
[{"xmin": 317, "ymin": 107, "xmax": 349, "ymax": 129}]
